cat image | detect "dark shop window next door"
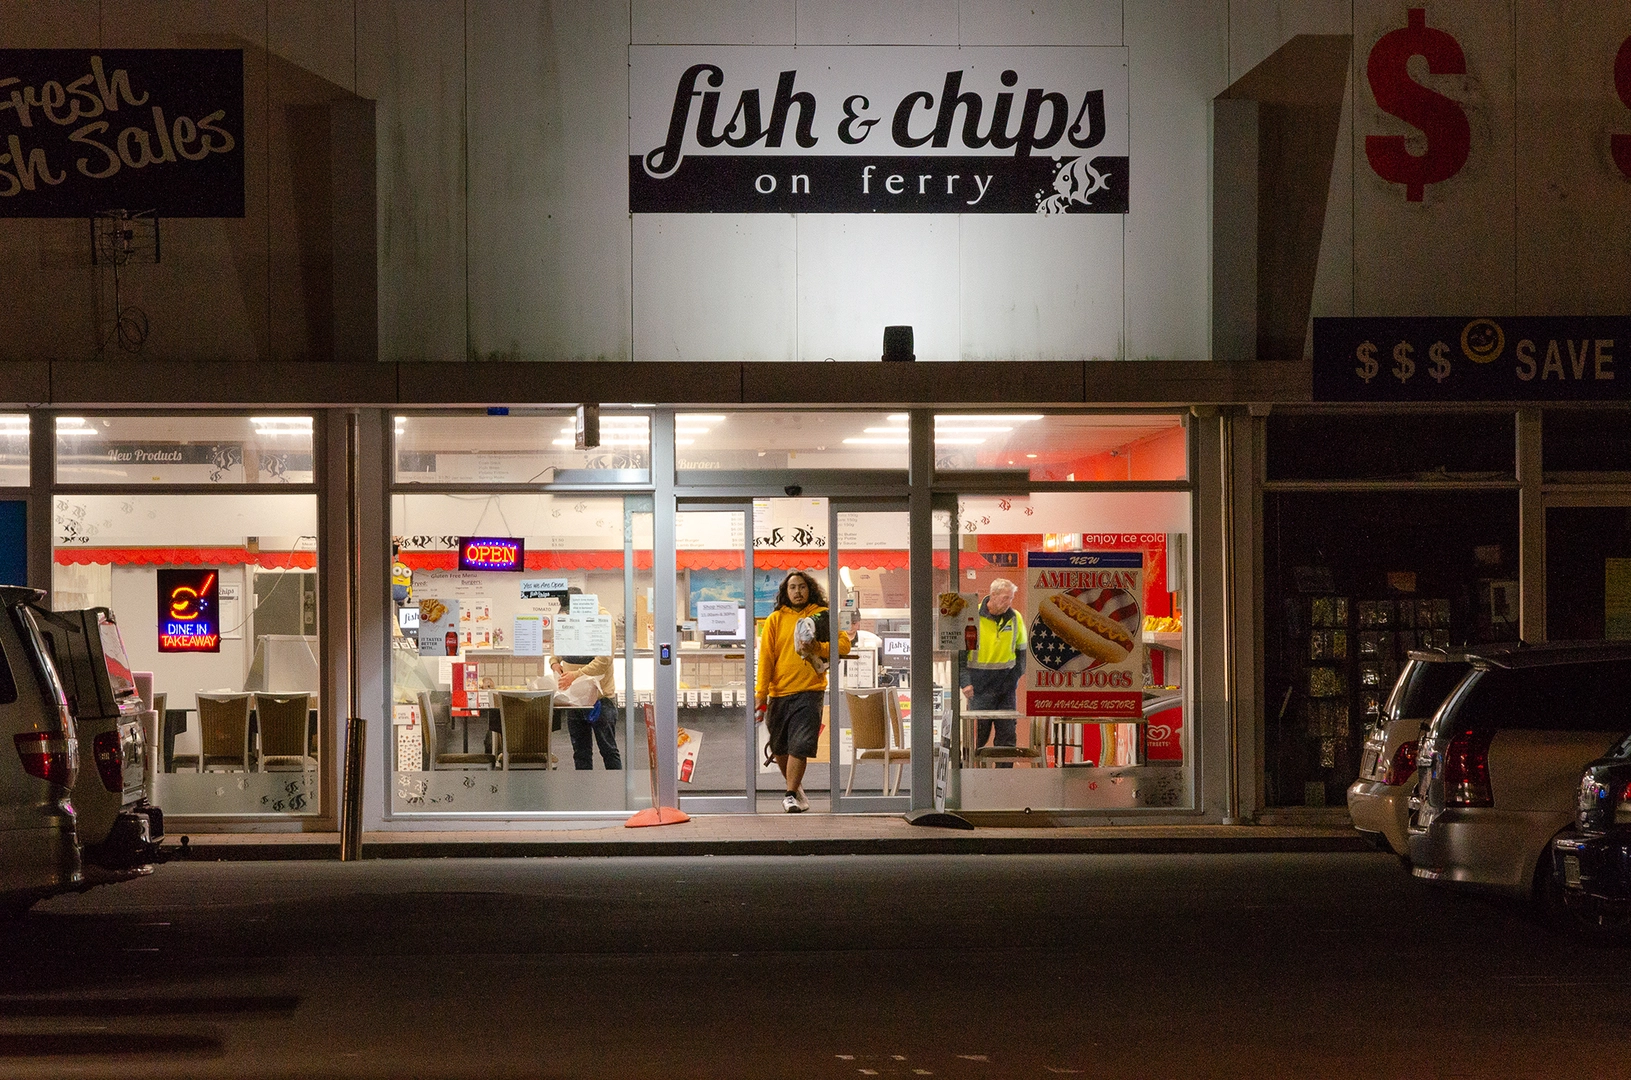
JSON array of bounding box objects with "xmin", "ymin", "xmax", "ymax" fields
[{"xmin": 1547, "ymin": 507, "xmax": 1631, "ymax": 641}]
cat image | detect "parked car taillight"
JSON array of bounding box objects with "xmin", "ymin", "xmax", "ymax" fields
[
  {"xmin": 15, "ymin": 731, "xmax": 78, "ymax": 787},
  {"xmin": 1615, "ymin": 781, "xmax": 1631, "ymax": 825},
  {"xmin": 1382, "ymin": 741, "xmax": 1418, "ymax": 786},
  {"xmin": 92, "ymin": 730, "xmax": 123, "ymax": 792},
  {"xmin": 1441, "ymin": 728, "xmax": 1495, "ymax": 807}
]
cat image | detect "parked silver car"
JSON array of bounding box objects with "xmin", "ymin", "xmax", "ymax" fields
[
  {"xmin": 1409, "ymin": 641, "xmax": 1631, "ymax": 900},
  {"xmin": 32, "ymin": 607, "xmax": 163, "ymax": 870},
  {"xmin": 1347, "ymin": 650, "xmax": 1472, "ymax": 857},
  {"xmin": 0, "ymin": 586, "xmax": 81, "ymax": 916}
]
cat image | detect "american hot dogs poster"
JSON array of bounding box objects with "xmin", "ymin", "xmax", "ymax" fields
[{"xmin": 1024, "ymin": 552, "xmax": 1143, "ymax": 719}]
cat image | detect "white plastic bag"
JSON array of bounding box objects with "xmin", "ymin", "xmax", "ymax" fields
[{"xmin": 554, "ymin": 675, "xmax": 600, "ymax": 708}]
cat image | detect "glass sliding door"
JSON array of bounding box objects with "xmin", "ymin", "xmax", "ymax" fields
[
  {"xmin": 674, "ymin": 504, "xmax": 757, "ymax": 813},
  {"xmin": 827, "ymin": 501, "xmax": 914, "ymax": 812}
]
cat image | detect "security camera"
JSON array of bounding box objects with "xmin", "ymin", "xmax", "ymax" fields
[{"xmin": 784, "ymin": 484, "xmax": 802, "ymax": 497}]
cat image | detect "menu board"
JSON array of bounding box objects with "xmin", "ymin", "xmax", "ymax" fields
[
  {"xmin": 554, "ymin": 614, "xmax": 613, "ymax": 656},
  {"xmin": 513, "ymin": 614, "xmax": 552, "ymax": 656},
  {"xmin": 1023, "ymin": 552, "xmax": 1144, "ymax": 720}
]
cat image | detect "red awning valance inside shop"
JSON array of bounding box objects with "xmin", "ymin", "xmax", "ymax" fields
[
  {"xmin": 395, "ymin": 550, "xmax": 951, "ymax": 572},
  {"xmin": 54, "ymin": 547, "xmax": 316, "ymax": 569}
]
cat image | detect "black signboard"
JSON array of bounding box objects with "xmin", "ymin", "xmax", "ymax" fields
[
  {"xmin": 0, "ymin": 49, "xmax": 244, "ymax": 217},
  {"xmin": 1313, "ymin": 317, "xmax": 1631, "ymax": 402},
  {"xmin": 628, "ymin": 154, "xmax": 1129, "ymax": 214}
]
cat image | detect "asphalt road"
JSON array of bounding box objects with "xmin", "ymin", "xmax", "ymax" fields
[{"xmin": 1, "ymin": 852, "xmax": 1626, "ymax": 1079}]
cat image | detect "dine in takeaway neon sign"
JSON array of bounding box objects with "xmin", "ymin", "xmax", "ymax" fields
[
  {"xmin": 458, "ymin": 537, "xmax": 525, "ymax": 572},
  {"xmin": 157, "ymin": 568, "xmax": 221, "ymax": 653}
]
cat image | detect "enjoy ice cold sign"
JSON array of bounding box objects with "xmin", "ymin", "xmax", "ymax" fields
[{"xmin": 629, "ymin": 46, "xmax": 1128, "ymax": 214}]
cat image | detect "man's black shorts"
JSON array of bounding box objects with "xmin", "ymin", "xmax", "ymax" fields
[{"xmin": 766, "ymin": 690, "xmax": 823, "ymax": 759}]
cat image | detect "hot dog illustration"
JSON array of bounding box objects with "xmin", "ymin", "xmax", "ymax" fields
[{"xmin": 1038, "ymin": 591, "xmax": 1134, "ymax": 665}]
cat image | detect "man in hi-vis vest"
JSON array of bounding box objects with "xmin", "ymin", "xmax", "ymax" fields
[{"xmin": 960, "ymin": 578, "xmax": 1028, "ymax": 767}]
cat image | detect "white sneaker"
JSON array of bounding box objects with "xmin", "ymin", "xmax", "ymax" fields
[
  {"xmin": 783, "ymin": 792, "xmax": 805, "ymax": 813},
  {"xmin": 794, "ymin": 789, "xmax": 810, "ymax": 812}
]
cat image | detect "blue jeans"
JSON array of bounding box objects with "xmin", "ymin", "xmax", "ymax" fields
[{"xmin": 566, "ymin": 702, "xmax": 622, "ymax": 770}]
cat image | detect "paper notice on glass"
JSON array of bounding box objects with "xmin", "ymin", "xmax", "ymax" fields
[
  {"xmin": 1023, "ymin": 551, "xmax": 1144, "ymax": 720},
  {"xmin": 417, "ymin": 599, "xmax": 461, "ymax": 657},
  {"xmin": 570, "ymin": 593, "xmax": 599, "ymax": 616},
  {"xmin": 554, "ymin": 614, "xmax": 613, "ymax": 655},
  {"xmin": 677, "ymin": 727, "xmax": 702, "ymax": 783},
  {"xmin": 936, "ymin": 592, "xmax": 978, "ymax": 650},
  {"xmin": 513, "ymin": 614, "xmax": 551, "ymax": 656},
  {"xmin": 520, "ymin": 577, "xmax": 569, "ymax": 599},
  {"xmin": 696, "ymin": 601, "xmax": 739, "ymax": 633}
]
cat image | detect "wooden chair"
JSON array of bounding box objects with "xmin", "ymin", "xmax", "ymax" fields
[
  {"xmin": 254, "ymin": 692, "xmax": 315, "ymax": 772},
  {"xmin": 418, "ymin": 690, "xmax": 495, "ymax": 770},
  {"xmin": 496, "ymin": 693, "xmax": 555, "ymax": 770},
  {"xmin": 195, "ymin": 694, "xmax": 253, "ymax": 772},
  {"xmin": 843, "ymin": 689, "xmax": 910, "ymax": 795}
]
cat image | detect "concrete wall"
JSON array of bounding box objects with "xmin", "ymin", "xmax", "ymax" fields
[{"xmin": 1, "ymin": 1, "xmax": 1627, "ymax": 366}]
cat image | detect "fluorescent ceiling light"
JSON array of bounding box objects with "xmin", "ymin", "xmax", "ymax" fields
[
  {"xmin": 842, "ymin": 437, "xmax": 908, "ymax": 446},
  {"xmin": 862, "ymin": 427, "xmax": 909, "ymax": 435},
  {"xmin": 678, "ymin": 414, "xmax": 726, "ymax": 422},
  {"xmin": 251, "ymin": 416, "xmax": 312, "ymax": 427},
  {"xmin": 674, "ymin": 426, "xmax": 710, "ymax": 435},
  {"xmin": 935, "ymin": 414, "xmax": 1042, "ymax": 423},
  {"xmin": 931, "ymin": 425, "xmax": 1013, "ymax": 433}
]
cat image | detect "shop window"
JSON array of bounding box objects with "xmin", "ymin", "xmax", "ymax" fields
[
  {"xmin": 935, "ymin": 491, "xmax": 1192, "ymax": 813},
  {"xmin": 934, "ymin": 413, "xmax": 1186, "ymax": 482},
  {"xmin": 54, "ymin": 415, "xmax": 314, "ymax": 485},
  {"xmin": 675, "ymin": 412, "xmax": 908, "ymax": 474},
  {"xmin": 1542, "ymin": 409, "xmax": 1631, "ymax": 477},
  {"xmin": 391, "ymin": 493, "xmax": 653, "ymax": 814},
  {"xmin": 52, "ymin": 492, "xmax": 321, "ymax": 817},
  {"xmin": 1266, "ymin": 412, "xmax": 1514, "ymax": 482},
  {"xmin": 1262, "ymin": 490, "xmax": 1519, "ymax": 808},
  {"xmin": 394, "ymin": 412, "xmax": 649, "ymax": 484},
  {"xmin": 0, "ymin": 414, "xmax": 26, "ymax": 486},
  {"xmin": 1546, "ymin": 507, "xmax": 1631, "ymax": 641}
]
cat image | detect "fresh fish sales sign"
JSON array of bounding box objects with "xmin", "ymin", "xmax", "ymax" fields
[
  {"xmin": 1024, "ymin": 552, "xmax": 1144, "ymax": 720},
  {"xmin": 630, "ymin": 47, "xmax": 1127, "ymax": 214}
]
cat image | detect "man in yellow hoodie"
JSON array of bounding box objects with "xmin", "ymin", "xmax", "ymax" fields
[{"xmin": 755, "ymin": 570, "xmax": 850, "ymax": 813}]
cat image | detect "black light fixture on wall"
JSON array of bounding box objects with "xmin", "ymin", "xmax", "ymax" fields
[
  {"xmin": 575, "ymin": 404, "xmax": 600, "ymax": 449},
  {"xmin": 882, "ymin": 325, "xmax": 915, "ymax": 361}
]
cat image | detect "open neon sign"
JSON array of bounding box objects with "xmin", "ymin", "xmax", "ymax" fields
[
  {"xmin": 458, "ymin": 537, "xmax": 524, "ymax": 572},
  {"xmin": 157, "ymin": 568, "xmax": 221, "ymax": 652}
]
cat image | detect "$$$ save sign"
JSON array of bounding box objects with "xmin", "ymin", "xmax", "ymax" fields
[{"xmin": 630, "ymin": 47, "xmax": 1128, "ymax": 214}]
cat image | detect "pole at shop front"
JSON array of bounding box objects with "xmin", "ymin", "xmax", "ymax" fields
[{"xmin": 340, "ymin": 716, "xmax": 366, "ymax": 860}]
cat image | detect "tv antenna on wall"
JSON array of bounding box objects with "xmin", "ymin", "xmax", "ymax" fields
[{"xmin": 89, "ymin": 209, "xmax": 160, "ymax": 354}]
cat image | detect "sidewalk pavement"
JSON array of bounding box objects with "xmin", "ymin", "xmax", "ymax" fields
[{"xmin": 166, "ymin": 814, "xmax": 1373, "ymax": 861}]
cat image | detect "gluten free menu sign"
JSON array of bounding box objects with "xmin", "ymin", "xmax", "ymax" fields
[{"xmin": 1024, "ymin": 552, "xmax": 1143, "ymax": 719}]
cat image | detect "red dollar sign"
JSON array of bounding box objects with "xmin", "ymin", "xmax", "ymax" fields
[
  {"xmin": 1365, "ymin": 7, "xmax": 1472, "ymax": 202},
  {"xmin": 1613, "ymin": 35, "xmax": 1631, "ymax": 181}
]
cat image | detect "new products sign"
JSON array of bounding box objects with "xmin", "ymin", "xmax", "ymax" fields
[
  {"xmin": 630, "ymin": 47, "xmax": 1128, "ymax": 214},
  {"xmin": 0, "ymin": 50, "xmax": 244, "ymax": 217},
  {"xmin": 1024, "ymin": 552, "xmax": 1143, "ymax": 720},
  {"xmin": 157, "ymin": 568, "xmax": 220, "ymax": 652},
  {"xmin": 458, "ymin": 537, "xmax": 524, "ymax": 572}
]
